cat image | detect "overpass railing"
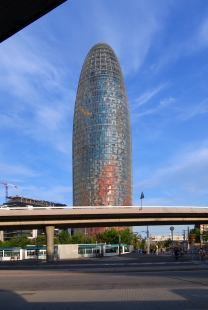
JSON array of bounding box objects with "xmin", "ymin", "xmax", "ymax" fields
[{"xmin": 1, "ymin": 205, "xmax": 208, "ymax": 211}]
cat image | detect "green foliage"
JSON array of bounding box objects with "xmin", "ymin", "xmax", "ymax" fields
[
  {"xmin": 119, "ymin": 229, "xmax": 132, "ymax": 244},
  {"xmin": 95, "ymin": 232, "xmax": 104, "ymax": 243},
  {"xmin": 19, "ymin": 235, "xmax": 32, "ymax": 247},
  {"xmin": 54, "ymin": 237, "xmax": 59, "ymax": 245},
  {"xmin": 0, "ymin": 234, "xmax": 47, "ymax": 247},
  {"xmin": 202, "ymin": 230, "xmax": 208, "ymax": 242},
  {"xmin": 162, "ymin": 238, "xmax": 171, "ymax": 248},
  {"xmin": 58, "ymin": 230, "xmax": 72, "ymax": 244},
  {"xmin": 103, "ymin": 228, "xmax": 119, "ymax": 244},
  {"xmin": 0, "ymin": 239, "xmax": 11, "ymax": 247},
  {"xmin": 4, "ymin": 235, "xmax": 32, "ymax": 247},
  {"xmin": 9, "ymin": 237, "xmax": 21, "ymax": 247},
  {"xmin": 140, "ymin": 239, "xmax": 146, "ymax": 250},
  {"xmin": 0, "ymin": 229, "xmax": 133, "ymax": 248},
  {"xmin": 36, "ymin": 235, "xmax": 46, "ymax": 245},
  {"xmin": 71, "ymin": 232, "xmax": 84, "ymax": 244},
  {"xmin": 85, "ymin": 236, "xmax": 96, "ymax": 244},
  {"xmin": 132, "ymin": 232, "xmax": 142, "ymax": 250},
  {"xmin": 95, "ymin": 228, "xmax": 132, "ymax": 245},
  {"xmin": 190, "ymin": 228, "xmax": 200, "ymax": 243}
]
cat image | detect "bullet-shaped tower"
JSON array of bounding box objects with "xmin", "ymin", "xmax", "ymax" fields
[{"xmin": 73, "ymin": 43, "xmax": 132, "ymax": 207}]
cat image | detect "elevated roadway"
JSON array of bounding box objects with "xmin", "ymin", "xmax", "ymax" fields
[
  {"xmin": 1, "ymin": 206, "xmax": 207, "ymax": 262},
  {"xmin": 0, "ymin": 206, "xmax": 208, "ymax": 229}
]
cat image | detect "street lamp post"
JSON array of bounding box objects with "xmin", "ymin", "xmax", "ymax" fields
[
  {"xmin": 187, "ymin": 226, "xmax": 190, "ymax": 252},
  {"xmin": 140, "ymin": 191, "xmax": 144, "ymax": 210},
  {"xmin": 36, "ymin": 230, "xmax": 39, "ymax": 260},
  {"xmin": 140, "ymin": 191, "xmax": 148, "ymax": 253},
  {"xmin": 84, "ymin": 228, "xmax": 88, "ymax": 244},
  {"xmin": 147, "ymin": 225, "xmax": 150, "ymax": 254},
  {"xmin": 142, "ymin": 227, "xmax": 150, "ymax": 255},
  {"xmin": 170, "ymin": 226, "xmax": 174, "ymax": 261}
]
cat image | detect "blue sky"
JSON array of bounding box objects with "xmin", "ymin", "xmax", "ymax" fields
[{"xmin": 1, "ymin": 0, "xmax": 208, "ymax": 236}]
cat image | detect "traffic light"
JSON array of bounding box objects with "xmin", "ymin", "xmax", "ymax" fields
[{"xmin": 188, "ymin": 234, "xmax": 195, "ymax": 243}]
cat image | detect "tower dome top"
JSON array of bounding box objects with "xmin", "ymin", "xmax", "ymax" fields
[{"xmin": 87, "ymin": 42, "xmax": 116, "ymax": 54}]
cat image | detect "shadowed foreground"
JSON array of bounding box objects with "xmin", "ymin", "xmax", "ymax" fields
[{"xmin": 1, "ymin": 268, "xmax": 208, "ymax": 310}]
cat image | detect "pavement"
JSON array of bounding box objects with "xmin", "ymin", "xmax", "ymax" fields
[
  {"xmin": 1, "ymin": 253, "xmax": 208, "ymax": 310},
  {"xmin": 1, "ymin": 252, "xmax": 208, "ymax": 273}
]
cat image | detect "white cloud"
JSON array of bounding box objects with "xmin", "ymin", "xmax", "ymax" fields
[
  {"xmin": 160, "ymin": 97, "xmax": 175, "ymax": 107},
  {"xmin": 130, "ymin": 89, "xmax": 175, "ymax": 124},
  {"xmin": 0, "ymin": 35, "xmax": 75, "ymax": 154},
  {"xmin": 197, "ymin": 17, "xmax": 208, "ymax": 48},
  {"xmin": 40, "ymin": 186, "xmax": 72, "ymax": 202},
  {"xmin": 0, "ymin": 162, "xmax": 38, "ymax": 178},
  {"xmin": 143, "ymin": 14, "xmax": 208, "ymax": 78},
  {"xmin": 178, "ymin": 99, "xmax": 208, "ymax": 121},
  {"xmin": 132, "ymin": 84, "xmax": 165, "ymax": 108},
  {"xmin": 134, "ymin": 142, "xmax": 208, "ymax": 197},
  {"xmin": 88, "ymin": 1, "xmax": 166, "ymax": 74}
]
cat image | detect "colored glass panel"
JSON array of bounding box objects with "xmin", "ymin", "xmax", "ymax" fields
[{"xmin": 73, "ymin": 43, "xmax": 132, "ymax": 206}]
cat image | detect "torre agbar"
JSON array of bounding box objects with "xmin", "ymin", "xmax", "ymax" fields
[{"xmin": 73, "ymin": 43, "xmax": 132, "ymax": 236}]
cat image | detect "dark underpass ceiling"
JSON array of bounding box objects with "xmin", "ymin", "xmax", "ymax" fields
[{"xmin": 0, "ymin": 0, "xmax": 66, "ymax": 43}]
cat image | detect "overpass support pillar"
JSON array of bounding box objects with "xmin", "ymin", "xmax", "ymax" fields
[{"xmin": 45, "ymin": 225, "xmax": 55, "ymax": 262}]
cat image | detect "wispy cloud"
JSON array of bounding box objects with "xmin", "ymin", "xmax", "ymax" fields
[
  {"xmin": 0, "ymin": 35, "xmax": 75, "ymax": 154},
  {"xmin": 150, "ymin": 15, "xmax": 208, "ymax": 75},
  {"xmin": 0, "ymin": 162, "xmax": 39, "ymax": 178},
  {"xmin": 134, "ymin": 142, "xmax": 208, "ymax": 197},
  {"xmin": 196, "ymin": 17, "xmax": 208, "ymax": 48},
  {"xmin": 160, "ymin": 97, "xmax": 175, "ymax": 107},
  {"xmin": 40, "ymin": 186, "xmax": 72, "ymax": 202},
  {"xmin": 176, "ymin": 98, "xmax": 208, "ymax": 121},
  {"xmin": 87, "ymin": 1, "xmax": 168, "ymax": 74},
  {"xmin": 132, "ymin": 84, "xmax": 165, "ymax": 108}
]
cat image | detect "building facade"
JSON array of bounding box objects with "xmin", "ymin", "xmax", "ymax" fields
[{"xmin": 73, "ymin": 43, "xmax": 132, "ymax": 235}]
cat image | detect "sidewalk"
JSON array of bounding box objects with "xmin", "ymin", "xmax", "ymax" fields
[
  {"xmin": 67, "ymin": 255, "xmax": 208, "ymax": 273},
  {"xmin": 1, "ymin": 254, "xmax": 208, "ymax": 273}
]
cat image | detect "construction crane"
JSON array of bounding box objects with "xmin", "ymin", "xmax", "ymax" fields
[{"xmin": 0, "ymin": 181, "xmax": 18, "ymax": 203}]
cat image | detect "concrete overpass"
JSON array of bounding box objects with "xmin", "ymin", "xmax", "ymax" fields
[
  {"xmin": 1, "ymin": 206, "xmax": 208, "ymax": 261},
  {"xmin": 1, "ymin": 206, "xmax": 208, "ymax": 229}
]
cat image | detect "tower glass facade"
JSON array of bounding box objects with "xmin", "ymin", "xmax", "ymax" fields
[{"xmin": 73, "ymin": 43, "xmax": 132, "ymax": 207}]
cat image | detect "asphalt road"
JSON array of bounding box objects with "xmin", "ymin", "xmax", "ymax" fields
[
  {"xmin": 1, "ymin": 258, "xmax": 208, "ymax": 310},
  {"xmin": 0, "ymin": 252, "xmax": 206, "ymax": 271},
  {"xmin": 1, "ymin": 270, "xmax": 208, "ymax": 309}
]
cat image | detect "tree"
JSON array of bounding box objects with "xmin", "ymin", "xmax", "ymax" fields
[
  {"xmin": 85, "ymin": 236, "xmax": 96, "ymax": 244},
  {"xmin": 190, "ymin": 228, "xmax": 200, "ymax": 243},
  {"xmin": 58, "ymin": 230, "xmax": 71, "ymax": 244},
  {"xmin": 102, "ymin": 228, "xmax": 119, "ymax": 244},
  {"xmin": 140, "ymin": 238, "xmax": 146, "ymax": 250},
  {"xmin": 202, "ymin": 230, "xmax": 208, "ymax": 242},
  {"xmin": 18, "ymin": 235, "xmax": 32, "ymax": 247},
  {"xmin": 54, "ymin": 237, "xmax": 59, "ymax": 245},
  {"xmin": 71, "ymin": 232, "xmax": 84, "ymax": 244},
  {"xmin": 0, "ymin": 240, "xmax": 10, "ymax": 246},
  {"xmin": 6, "ymin": 235, "xmax": 31, "ymax": 247},
  {"xmin": 162, "ymin": 238, "xmax": 171, "ymax": 248},
  {"xmin": 95, "ymin": 228, "xmax": 133, "ymax": 245},
  {"xmin": 36, "ymin": 234, "xmax": 46, "ymax": 245},
  {"xmin": 9, "ymin": 237, "xmax": 20, "ymax": 247},
  {"xmin": 132, "ymin": 232, "xmax": 142, "ymax": 250},
  {"xmin": 96, "ymin": 232, "xmax": 104, "ymax": 243},
  {"xmin": 119, "ymin": 229, "xmax": 132, "ymax": 244}
]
